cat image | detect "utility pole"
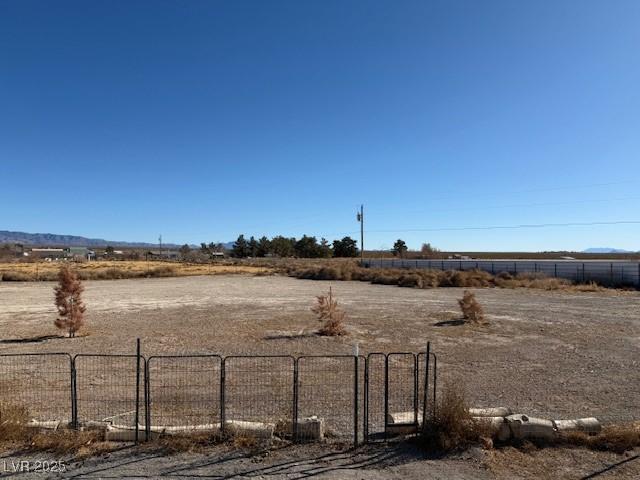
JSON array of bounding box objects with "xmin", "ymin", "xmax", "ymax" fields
[
  {"xmin": 159, "ymin": 234, "xmax": 162, "ymax": 259},
  {"xmin": 357, "ymin": 204, "xmax": 364, "ymax": 264}
]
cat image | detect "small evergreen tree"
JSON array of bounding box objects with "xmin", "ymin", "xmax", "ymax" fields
[
  {"xmin": 248, "ymin": 236, "xmax": 258, "ymax": 257},
  {"xmin": 231, "ymin": 234, "xmax": 250, "ymax": 258},
  {"xmin": 54, "ymin": 265, "xmax": 86, "ymax": 338},
  {"xmin": 179, "ymin": 244, "xmax": 191, "ymax": 259},
  {"xmin": 256, "ymin": 236, "xmax": 271, "ymax": 257},
  {"xmin": 333, "ymin": 236, "xmax": 358, "ymax": 257},
  {"xmin": 392, "ymin": 239, "xmax": 408, "ymax": 258}
]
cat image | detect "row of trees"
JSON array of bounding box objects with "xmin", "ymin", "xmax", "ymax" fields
[{"xmin": 229, "ymin": 235, "xmax": 359, "ymax": 259}]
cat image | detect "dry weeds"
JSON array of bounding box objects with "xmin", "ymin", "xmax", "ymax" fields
[
  {"xmin": 285, "ymin": 261, "xmax": 612, "ymax": 293},
  {"xmin": 458, "ymin": 291, "xmax": 486, "ymax": 324},
  {"xmin": 420, "ymin": 383, "xmax": 491, "ymax": 452},
  {"xmin": 0, "ymin": 261, "xmax": 271, "ymax": 282},
  {"xmin": 562, "ymin": 423, "xmax": 640, "ymax": 453}
]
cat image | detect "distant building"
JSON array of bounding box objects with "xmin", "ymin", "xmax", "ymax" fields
[
  {"xmin": 64, "ymin": 247, "xmax": 95, "ymax": 261},
  {"xmin": 146, "ymin": 250, "xmax": 180, "ymax": 260},
  {"xmin": 30, "ymin": 248, "xmax": 65, "ymax": 260}
]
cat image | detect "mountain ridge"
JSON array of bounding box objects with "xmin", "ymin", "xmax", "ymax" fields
[{"xmin": 0, "ymin": 230, "xmax": 189, "ymax": 248}]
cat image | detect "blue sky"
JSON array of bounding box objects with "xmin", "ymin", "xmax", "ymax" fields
[{"xmin": 1, "ymin": 0, "xmax": 639, "ymax": 251}]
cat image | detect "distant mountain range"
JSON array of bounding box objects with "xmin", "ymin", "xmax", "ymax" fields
[
  {"xmin": 582, "ymin": 247, "xmax": 635, "ymax": 254},
  {"xmin": 0, "ymin": 230, "xmax": 187, "ymax": 248}
]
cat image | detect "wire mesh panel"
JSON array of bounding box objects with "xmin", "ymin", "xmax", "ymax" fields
[
  {"xmin": 297, "ymin": 356, "xmax": 358, "ymax": 442},
  {"xmin": 0, "ymin": 353, "xmax": 72, "ymax": 423},
  {"xmin": 74, "ymin": 355, "xmax": 143, "ymax": 428},
  {"xmin": 224, "ymin": 356, "xmax": 294, "ymax": 439},
  {"xmin": 417, "ymin": 351, "xmax": 437, "ymax": 426},
  {"xmin": 147, "ymin": 355, "xmax": 221, "ymax": 428},
  {"xmin": 387, "ymin": 353, "xmax": 418, "ymax": 425},
  {"xmin": 365, "ymin": 353, "xmax": 386, "ymax": 441}
]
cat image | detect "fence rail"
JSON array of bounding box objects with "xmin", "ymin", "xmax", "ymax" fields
[
  {"xmin": 363, "ymin": 258, "xmax": 640, "ymax": 287},
  {"xmin": 0, "ymin": 343, "xmax": 437, "ymax": 446}
]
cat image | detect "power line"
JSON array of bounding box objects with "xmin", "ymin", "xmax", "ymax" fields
[{"xmin": 342, "ymin": 220, "xmax": 640, "ymax": 235}]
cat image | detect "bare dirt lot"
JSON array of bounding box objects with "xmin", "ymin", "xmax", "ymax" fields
[
  {"xmin": 1, "ymin": 274, "xmax": 639, "ymax": 422},
  {"xmin": 1, "ymin": 275, "xmax": 639, "ymax": 478}
]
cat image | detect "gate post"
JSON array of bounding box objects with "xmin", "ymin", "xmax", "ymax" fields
[
  {"xmin": 364, "ymin": 356, "xmax": 369, "ymax": 442},
  {"xmin": 135, "ymin": 338, "xmax": 141, "ymax": 445},
  {"xmin": 70, "ymin": 355, "xmax": 77, "ymax": 429},
  {"xmin": 220, "ymin": 358, "xmax": 226, "ymax": 437},
  {"xmin": 422, "ymin": 342, "xmax": 430, "ymax": 432},
  {"xmin": 353, "ymin": 345, "xmax": 359, "ymax": 446},
  {"xmin": 293, "ymin": 358, "xmax": 299, "ymax": 442}
]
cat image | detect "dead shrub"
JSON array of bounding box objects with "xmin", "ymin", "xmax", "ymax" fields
[
  {"xmin": 398, "ymin": 273, "xmax": 423, "ymax": 288},
  {"xmin": 0, "ymin": 401, "xmax": 30, "ymax": 442},
  {"xmin": 147, "ymin": 266, "xmax": 177, "ymax": 277},
  {"xmin": 311, "ymin": 286, "xmax": 347, "ymax": 336},
  {"xmin": 421, "ymin": 383, "xmax": 490, "ymax": 451},
  {"xmin": 458, "ymin": 290, "xmax": 485, "ymax": 324},
  {"xmin": 371, "ymin": 273, "xmax": 400, "ymax": 285},
  {"xmin": 562, "ymin": 423, "xmax": 640, "ymax": 454},
  {"xmin": 0, "ymin": 272, "xmax": 34, "ymax": 282},
  {"xmin": 54, "ymin": 265, "xmax": 86, "ymax": 337}
]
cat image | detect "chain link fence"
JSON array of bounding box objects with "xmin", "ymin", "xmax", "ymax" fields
[{"xmin": 364, "ymin": 259, "xmax": 640, "ymax": 288}]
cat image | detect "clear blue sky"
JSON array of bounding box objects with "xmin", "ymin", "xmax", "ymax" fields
[{"xmin": 2, "ymin": 0, "xmax": 639, "ymax": 251}]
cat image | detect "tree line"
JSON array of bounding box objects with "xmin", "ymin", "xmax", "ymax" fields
[{"xmin": 227, "ymin": 235, "xmax": 359, "ymax": 258}]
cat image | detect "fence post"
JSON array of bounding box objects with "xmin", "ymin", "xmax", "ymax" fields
[
  {"xmin": 353, "ymin": 344, "xmax": 359, "ymax": 447},
  {"xmin": 413, "ymin": 354, "xmax": 418, "ymax": 425},
  {"xmin": 421, "ymin": 342, "xmax": 430, "ymax": 432},
  {"xmin": 610, "ymin": 263, "xmax": 614, "ymax": 285},
  {"xmin": 70, "ymin": 356, "xmax": 77, "ymax": 429},
  {"xmin": 431, "ymin": 353, "xmax": 437, "ymax": 420},
  {"xmin": 554, "ymin": 263, "xmax": 557, "ymax": 278},
  {"xmin": 135, "ymin": 338, "xmax": 141, "ymax": 445},
  {"xmin": 384, "ymin": 354, "xmax": 389, "ymax": 440},
  {"xmin": 364, "ymin": 355, "xmax": 369, "ymax": 442},
  {"xmin": 293, "ymin": 358, "xmax": 299, "ymax": 442},
  {"xmin": 220, "ymin": 358, "xmax": 226, "ymax": 437},
  {"xmin": 145, "ymin": 359, "xmax": 150, "ymax": 441}
]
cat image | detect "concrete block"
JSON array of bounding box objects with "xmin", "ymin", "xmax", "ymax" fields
[
  {"xmin": 506, "ymin": 414, "xmax": 556, "ymax": 441},
  {"xmin": 27, "ymin": 420, "xmax": 60, "ymax": 430},
  {"xmin": 296, "ymin": 416, "xmax": 324, "ymax": 441},
  {"xmin": 225, "ymin": 420, "xmax": 275, "ymax": 440},
  {"xmin": 469, "ymin": 407, "xmax": 512, "ymax": 418},
  {"xmin": 554, "ymin": 418, "xmax": 601, "ymax": 435},
  {"xmin": 386, "ymin": 411, "xmax": 421, "ymax": 425}
]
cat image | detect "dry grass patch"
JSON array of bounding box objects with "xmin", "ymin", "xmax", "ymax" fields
[
  {"xmin": 562, "ymin": 423, "xmax": 640, "ymax": 454},
  {"xmin": 0, "ymin": 261, "xmax": 272, "ymax": 282},
  {"xmin": 0, "ymin": 402, "xmax": 30, "ymax": 442},
  {"xmin": 153, "ymin": 432, "xmax": 223, "ymax": 454}
]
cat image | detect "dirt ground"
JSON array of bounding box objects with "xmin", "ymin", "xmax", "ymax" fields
[
  {"xmin": 1, "ymin": 274, "xmax": 639, "ymax": 421},
  {"xmin": 0, "ymin": 442, "xmax": 639, "ymax": 479},
  {"xmin": 1, "ymin": 275, "xmax": 639, "ymax": 478}
]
